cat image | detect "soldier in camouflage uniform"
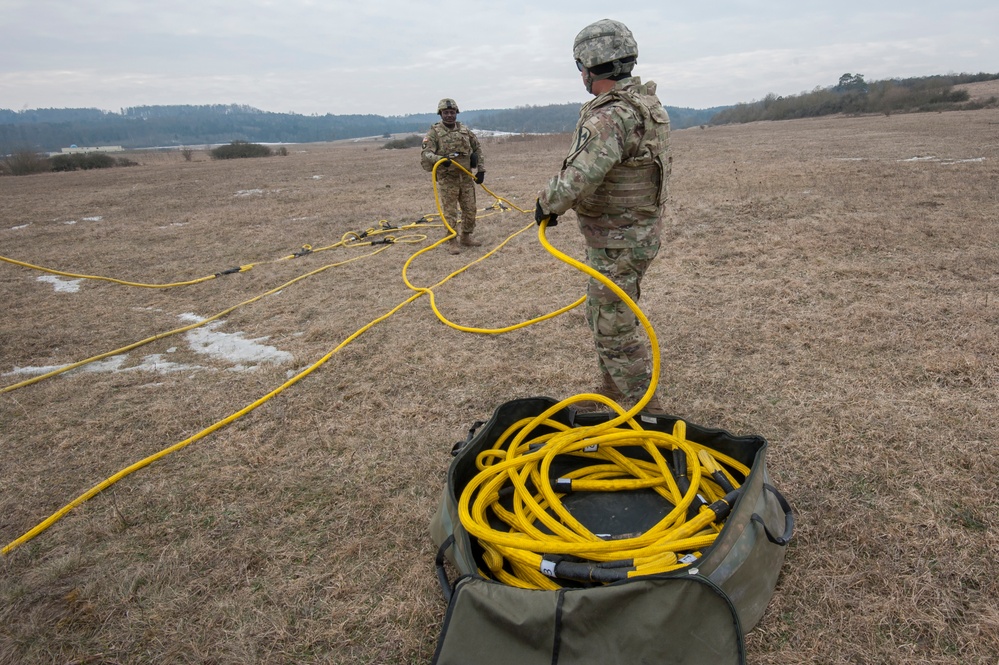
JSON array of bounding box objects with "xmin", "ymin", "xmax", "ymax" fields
[
  {"xmin": 535, "ymin": 19, "xmax": 671, "ymax": 414},
  {"xmin": 421, "ymin": 98, "xmax": 486, "ymax": 254}
]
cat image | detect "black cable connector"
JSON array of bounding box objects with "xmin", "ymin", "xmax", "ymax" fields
[
  {"xmin": 369, "ymin": 237, "xmax": 394, "ymax": 245},
  {"xmin": 541, "ymin": 561, "xmax": 634, "ymax": 584},
  {"xmin": 712, "ymin": 470, "xmax": 736, "ymax": 494},
  {"xmin": 214, "ymin": 267, "xmax": 241, "ymax": 277},
  {"xmin": 707, "ymin": 489, "xmax": 743, "ymax": 522}
]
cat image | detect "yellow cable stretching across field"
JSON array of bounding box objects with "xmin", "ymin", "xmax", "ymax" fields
[
  {"xmin": 0, "ymin": 208, "xmax": 507, "ymax": 289},
  {"xmin": 1, "ymin": 160, "xmax": 694, "ymax": 562},
  {"xmin": 0, "ymin": 220, "xmax": 418, "ymax": 288},
  {"xmin": 2, "ymin": 254, "xmax": 471, "ymax": 555},
  {"xmin": 0, "ymin": 243, "xmax": 410, "ymax": 394},
  {"xmin": 0, "ymin": 204, "xmax": 517, "ymax": 393},
  {"xmin": 0, "ymin": 171, "xmax": 570, "ymax": 554},
  {"xmin": 401, "ymin": 160, "xmax": 587, "ymax": 334}
]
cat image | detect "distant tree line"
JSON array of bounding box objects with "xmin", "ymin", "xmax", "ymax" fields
[
  {"xmin": 0, "ymin": 104, "xmax": 435, "ymax": 153},
  {"xmin": 5, "ymin": 69, "xmax": 994, "ymax": 154},
  {"xmin": 0, "ymin": 101, "xmax": 723, "ymax": 154},
  {"xmin": 0, "ymin": 149, "xmax": 137, "ymax": 176},
  {"xmin": 710, "ymin": 72, "xmax": 999, "ymax": 125}
]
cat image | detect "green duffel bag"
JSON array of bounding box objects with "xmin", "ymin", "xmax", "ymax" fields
[{"xmin": 429, "ymin": 397, "xmax": 793, "ymax": 665}]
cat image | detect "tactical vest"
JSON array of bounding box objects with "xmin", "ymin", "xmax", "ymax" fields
[
  {"xmin": 576, "ymin": 81, "xmax": 671, "ymax": 218},
  {"xmin": 422, "ymin": 122, "xmax": 478, "ymax": 173}
]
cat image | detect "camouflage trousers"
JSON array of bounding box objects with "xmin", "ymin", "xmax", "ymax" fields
[
  {"xmin": 437, "ymin": 174, "xmax": 477, "ymax": 235},
  {"xmin": 585, "ymin": 243, "xmax": 660, "ymax": 403}
]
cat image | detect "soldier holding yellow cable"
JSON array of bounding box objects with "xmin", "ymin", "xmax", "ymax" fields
[
  {"xmin": 536, "ymin": 18, "xmax": 671, "ymax": 414},
  {"xmin": 421, "ymin": 98, "xmax": 487, "ymax": 254}
]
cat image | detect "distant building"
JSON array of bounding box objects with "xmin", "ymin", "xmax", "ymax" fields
[{"xmin": 61, "ymin": 145, "xmax": 124, "ymax": 154}]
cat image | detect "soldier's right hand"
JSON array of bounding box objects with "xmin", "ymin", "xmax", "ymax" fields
[{"xmin": 439, "ymin": 156, "xmax": 452, "ymax": 167}]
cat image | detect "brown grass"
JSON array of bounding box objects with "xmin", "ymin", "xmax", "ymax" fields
[{"xmin": 2, "ymin": 110, "xmax": 998, "ymax": 664}]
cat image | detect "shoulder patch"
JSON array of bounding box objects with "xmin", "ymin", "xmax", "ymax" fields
[{"xmin": 571, "ymin": 125, "xmax": 593, "ymax": 155}]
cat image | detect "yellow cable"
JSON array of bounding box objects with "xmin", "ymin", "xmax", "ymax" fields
[
  {"xmin": 0, "ymin": 247, "xmax": 393, "ymax": 394},
  {"xmin": 0, "ymin": 197, "xmax": 544, "ymax": 554},
  {"xmin": 400, "ymin": 159, "xmax": 586, "ymax": 334},
  {"xmin": 452, "ymin": 188, "xmax": 752, "ymax": 587},
  {"xmin": 2, "ymin": 164, "xmax": 711, "ymax": 566},
  {"xmin": 0, "ymin": 255, "xmax": 221, "ymax": 288}
]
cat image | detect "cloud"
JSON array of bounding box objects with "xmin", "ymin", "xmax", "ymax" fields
[{"xmin": 1, "ymin": 1, "xmax": 996, "ymax": 114}]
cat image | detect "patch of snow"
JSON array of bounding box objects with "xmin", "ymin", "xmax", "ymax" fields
[
  {"xmin": 4, "ymin": 364, "xmax": 66, "ymax": 377},
  {"xmin": 129, "ymin": 354, "xmax": 206, "ymax": 373},
  {"xmin": 179, "ymin": 313, "xmax": 293, "ymax": 368},
  {"xmin": 37, "ymin": 275, "xmax": 83, "ymax": 293},
  {"xmin": 2, "ymin": 354, "xmax": 205, "ymax": 378},
  {"xmin": 2, "ymin": 313, "xmax": 292, "ymax": 381},
  {"xmin": 10, "ymin": 224, "xmax": 30, "ymax": 230},
  {"xmin": 82, "ymin": 216, "xmax": 103, "ymax": 221}
]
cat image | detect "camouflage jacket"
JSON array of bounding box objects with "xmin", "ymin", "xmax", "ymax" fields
[
  {"xmin": 420, "ymin": 121, "xmax": 484, "ymax": 176},
  {"xmin": 539, "ymin": 77, "xmax": 671, "ymax": 248}
]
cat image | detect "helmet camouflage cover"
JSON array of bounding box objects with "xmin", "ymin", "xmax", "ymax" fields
[
  {"xmin": 437, "ymin": 98, "xmax": 460, "ymax": 114},
  {"xmin": 572, "ymin": 19, "xmax": 638, "ymax": 70}
]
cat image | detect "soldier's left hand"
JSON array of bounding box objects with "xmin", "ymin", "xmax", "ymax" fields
[
  {"xmin": 475, "ymin": 171, "xmax": 485, "ymax": 184},
  {"xmin": 535, "ymin": 199, "xmax": 558, "ymax": 227}
]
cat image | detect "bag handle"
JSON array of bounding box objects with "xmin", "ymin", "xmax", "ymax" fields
[
  {"xmin": 435, "ymin": 534, "xmax": 457, "ymax": 602},
  {"xmin": 751, "ymin": 483, "xmax": 794, "ymax": 546},
  {"xmin": 450, "ymin": 420, "xmax": 486, "ymax": 456}
]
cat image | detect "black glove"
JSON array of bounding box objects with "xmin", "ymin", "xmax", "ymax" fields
[
  {"xmin": 475, "ymin": 171, "xmax": 485, "ymax": 184},
  {"xmin": 439, "ymin": 156, "xmax": 452, "ymax": 167},
  {"xmin": 535, "ymin": 199, "xmax": 558, "ymax": 227}
]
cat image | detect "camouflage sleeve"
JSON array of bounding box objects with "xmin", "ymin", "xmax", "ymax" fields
[
  {"xmin": 469, "ymin": 131, "xmax": 484, "ymax": 170},
  {"xmin": 420, "ymin": 126, "xmax": 442, "ymax": 172},
  {"xmin": 538, "ymin": 106, "xmax": 627, "ymax": 214}
]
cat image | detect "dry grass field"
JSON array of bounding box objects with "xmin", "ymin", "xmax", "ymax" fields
[{"xmin": 2, "ymin": 100, "xmax": 997, "ymax": 664}]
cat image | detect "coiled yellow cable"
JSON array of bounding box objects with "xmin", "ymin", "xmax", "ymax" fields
[{"xmin": 454, "ymin": 182, "xmax": 750, "ymax": 589}]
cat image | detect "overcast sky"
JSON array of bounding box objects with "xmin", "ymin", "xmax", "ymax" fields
[{"xmin": 2, "ymin": 1, "xmax": 996, "ymax": 116}]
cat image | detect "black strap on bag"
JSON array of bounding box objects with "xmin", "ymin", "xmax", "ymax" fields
[
  {"xmin": 436, "ymin": 535, "xmax": 457, "ymax": 603},
  {"xmin": 751, "ymin": 484, "xmax": 794, "ymax": 546}
]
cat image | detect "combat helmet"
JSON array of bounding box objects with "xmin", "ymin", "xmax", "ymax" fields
[
  {"xmin": 437, "ymin": 98, "xmax": 460, "ymax": 114},
  {"xmin": 572, "ymin": 19, "xmax": 638, "ymax": 76}
]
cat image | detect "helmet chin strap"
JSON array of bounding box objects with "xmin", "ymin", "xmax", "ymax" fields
[{"xmin": 583, "ymin": 59, "xmax": 633, "ymax": 94}]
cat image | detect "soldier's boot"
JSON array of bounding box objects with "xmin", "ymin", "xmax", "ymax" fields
[
  {"xmin": 446, "ymin": 237, "xmax": 461, "ymax": 254},
  {"xmin": 639, "ymin": 393, "xmax": 667, "ymax": 416},
  {"xmin": 459, "ymin": 233, "xmax": 482, "ymax": 247},
  {"xmin": 574, "ymin": 370, "xmax": 627, "ymax": 413}
]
